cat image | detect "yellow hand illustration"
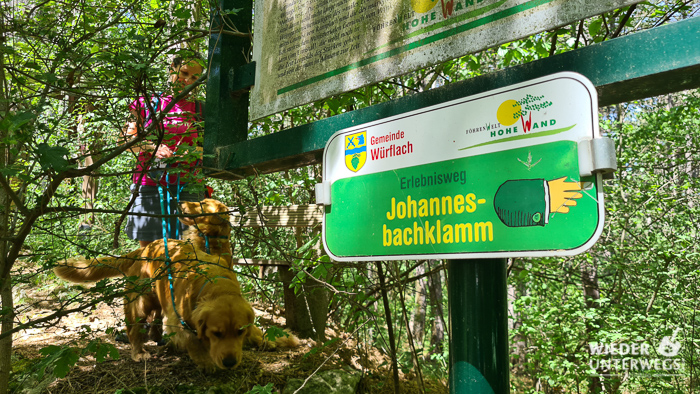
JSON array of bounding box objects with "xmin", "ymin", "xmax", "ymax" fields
[{"xmin": 548, "ymin": 176, "xmax": 583, "ymax": 214}]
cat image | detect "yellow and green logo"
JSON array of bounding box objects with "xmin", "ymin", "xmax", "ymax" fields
[
  {"xmin": 410, "ymin": 0, "xmax": 439, "ymax": 13},
  {"xmin": 496, "ymin": 99, "xmax": 522, "ymax": 127},
  {"xmin": 497, "ymin": 95, "xmax": 555, "ymax": 133},
  {"xmin": 345, "ymin": 131, "xmax": 367, "ymax": 172},
  {"xmin": 460, "ymin": 95, "xmax": 577, "ymax": 151}
]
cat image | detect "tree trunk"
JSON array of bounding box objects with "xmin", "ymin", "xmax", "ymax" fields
[
  {"xmin": 279, "ymin": 265, "xmax": 311, "ymax": 336},
  {"xmin": 304, "ymin": 280, "xmax": 329, "ymax": 342},
  {"xmin": 0, "ymin": 147, "xmax": 13, "ymax": 394},
  {"xmin": 409, "ymin": 263, "xmax": 427, "ymax": 349},
  {"xmin": 581, "ymin": 259, "xmax": 603, "ymax": 393},
  {"xmin": 279, "ymin": 228, "xmax": 329, "ymax": 342},
  {"xmin": 426, "ymin": 260, "xmax": 445, "ymax": 356},
  {"xmin": 0, "ymin": 285, "xmax": 12, "ymax": 394},
  {"xmin": 280, "ymin": 265, "xmax": 327, "ymax": 341},
  {"xmin": 0, "ymin": 15, "xmax": 14, "ymax": 393},
  {"xmin": 510, "ymin": 260, "xmax": 528, "ymax": 376}
]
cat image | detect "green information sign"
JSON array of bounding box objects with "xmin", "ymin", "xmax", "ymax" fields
[{"xmin": 317, "ymin": 72, "xmax": 613, "ymax": 261}]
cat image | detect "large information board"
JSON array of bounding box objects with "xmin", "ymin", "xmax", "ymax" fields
[
  {"xmin": 318, "ymin": 72, "xmax": 608, "ymax": 261},
  {"xmin": 251, "ymin": 0, "xmax": 640, "ymax": 119}
]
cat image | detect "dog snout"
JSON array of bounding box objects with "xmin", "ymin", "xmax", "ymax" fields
[{"xmin": 222, "ymin": 356, "xmax": 239, "ymax": 369}]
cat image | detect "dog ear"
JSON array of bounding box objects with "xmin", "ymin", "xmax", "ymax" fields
[
  {"xmin": 197, "ymin": 319, "xmax": 208, "ymax": 341},
  {"xmin": 192, "ymin": 307, "xmax": 209, "ymax": 341}
]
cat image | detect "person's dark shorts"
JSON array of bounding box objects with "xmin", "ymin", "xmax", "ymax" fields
[{"xmin": 125, "ymin": 184, "xmax": 204, "ymax": 242}]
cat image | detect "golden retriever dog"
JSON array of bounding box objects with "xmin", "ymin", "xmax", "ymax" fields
[{"xmin": 54, "ymin": 199, "xmax": 298, "ymax": 371}]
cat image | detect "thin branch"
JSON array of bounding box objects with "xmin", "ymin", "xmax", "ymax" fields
[
  {"xmin": 611, "ymin": 4, "xmax": 637, "ymax": 38},
  {"xmin": 548, "ymin": 30, "xmax": 558, "ymax": 56},
  {"xmin": 394, "ymin": 261, "xmax": 427, "ymax": 394},
  {"xmin": 653, "ymin": 0, "xmax": 693, "ymax": 28},
  {"xmin": 186, "ymin": 27, "xmax": 250, "ymax": 38},
  {"xmin": 601, "ymin": 14, "xmax": 611, "ymax": 41},
  {"xmin": 574, "ymin": 20, "xmax": 585, "ymax": 49},
  {"xmin": 376, "ymin": 262, "xmax": 400, "ymax": 394},
  {"xmin": 0, "ymin": 286, "xmax": 137, "ymax": 342},
  {"xmin": 0, "ymin": 176, "xmax": 29, "ymax": 217},
  {"xmin": 292, "ymin": 320, "xmax": 371, "ymax": 394}
]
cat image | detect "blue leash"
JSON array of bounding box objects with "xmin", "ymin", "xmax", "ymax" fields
[
  {"xmin": 160, "ymin": 173, "xmax": 185, "ymax": 239},
  {"xmin": 157, "ymin": 171, "xmax": 224, "ymax": 332},
  {"xmin": 157, "ymin": 170, "xmax": 193, "ymax": 332}
]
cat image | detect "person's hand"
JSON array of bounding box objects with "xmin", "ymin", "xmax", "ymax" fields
[
  {"xmin": 126, "ymin": 122, "xmax": 137, "ymax": 136},
  {"xmin": 154, "ymin": 144, "xmax": 174, "ymax": 159}
]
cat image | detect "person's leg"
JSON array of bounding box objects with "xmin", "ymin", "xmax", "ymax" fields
[
  {"xmin": 80, "ymin": 154, "xmax": 98, "ymax": 228},
  {"xmin": 120, "ymin": 188, "xmax": 160, "ymax": 344},
  {"xmin": 126, "ymin": 184, "xmax": 204, "ymax": 243},
  {"xmin": 125, "ymin": 185, "xmax": 166, "ymax": 244}
]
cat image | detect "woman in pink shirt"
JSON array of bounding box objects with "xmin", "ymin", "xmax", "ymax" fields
[{"xmin": 123, "ymin": 57, "xmax": 205, "ymax": 247}]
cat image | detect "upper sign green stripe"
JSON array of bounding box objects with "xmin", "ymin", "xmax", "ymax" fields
[{"xmin": 277, "ymin": 0, "xmax": 555, "ymax": 95}]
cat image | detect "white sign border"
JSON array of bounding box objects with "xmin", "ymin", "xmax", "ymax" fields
[{"xmin": 320, "ymin": 72, "xmax": 606, "ymax": 262}]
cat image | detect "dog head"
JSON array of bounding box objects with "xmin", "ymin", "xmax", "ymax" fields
[
  {"xmin": 180, "ymin": 199, "xmax": 232, "ymax": 257},
  {"xmin": 191, "ymin": 295, "xmax": 255, "ymax": 369},
  {"xmin": 180, "ymin": 199, "xmax": 230, "ymax": 229}
]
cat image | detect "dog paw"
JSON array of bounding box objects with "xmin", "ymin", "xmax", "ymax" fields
[
  {"xmin": 192, "ymin": 358, "xmax": 219, "ymax": 374},
  {"xmin": 131, "ymin": 350, "xmax": 151, "ymax": 362},
  {"xmin": 275, "ymin": 332, "xmax": 300, "ymax": 348},
  {"xmin": 199, "ymin": 365, "xmax": 220, "ymax": 374},
  {"xmin": 261, "ymin": 340, "xmax": 278, "ymax": 351}
]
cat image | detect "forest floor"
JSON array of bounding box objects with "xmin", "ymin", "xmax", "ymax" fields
[{"xmin": 10, "ymin": 271, "xmax": 448, "ymax": 394}]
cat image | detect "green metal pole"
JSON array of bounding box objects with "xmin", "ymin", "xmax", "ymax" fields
[
  {"xmin": 448, "ymin": 258, "xmax": 509, "ymax": 393},
  {"xmin": 204, "ymin": 0, "xmax": 252, "ymax": 172}
]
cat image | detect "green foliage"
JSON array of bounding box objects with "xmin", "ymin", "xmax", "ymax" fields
[
  {"xmin": 264, "ymin": 325, "xmax": 291, "ymax": 342},
  {"xmin": 36, "ymin": 339, "xmax": 119, "ymax": 379},
  {"xmin": 245, "ymin": 383, "xmax": 275, "ymax": 394},
  {"xmin": 36, "ymin": 346, "xmax": 79, "ymax": 379},
  {"xmin": 35, "ymin": 143, "xmax": 72, "ymax": 172},
  {"xmin": 509, "ymin": 93, "xmax": 700, "ymax": 392},
  {"xmin": 1, "ymin": 0, "xmax": 218, "ymax": 391}
]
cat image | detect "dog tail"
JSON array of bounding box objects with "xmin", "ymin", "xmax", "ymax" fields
[
  {"xmin": 272, "ymin": 329, "xmax": 301, "ymax": 348},
  {"xmin": 53, "ymin": 248, "xmax": 145, "ymax": 283}
]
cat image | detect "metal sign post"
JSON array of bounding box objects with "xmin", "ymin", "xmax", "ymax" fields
[{"xmin": 449, "ymin": 258, "xmax": 509, "ymax": 393}]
